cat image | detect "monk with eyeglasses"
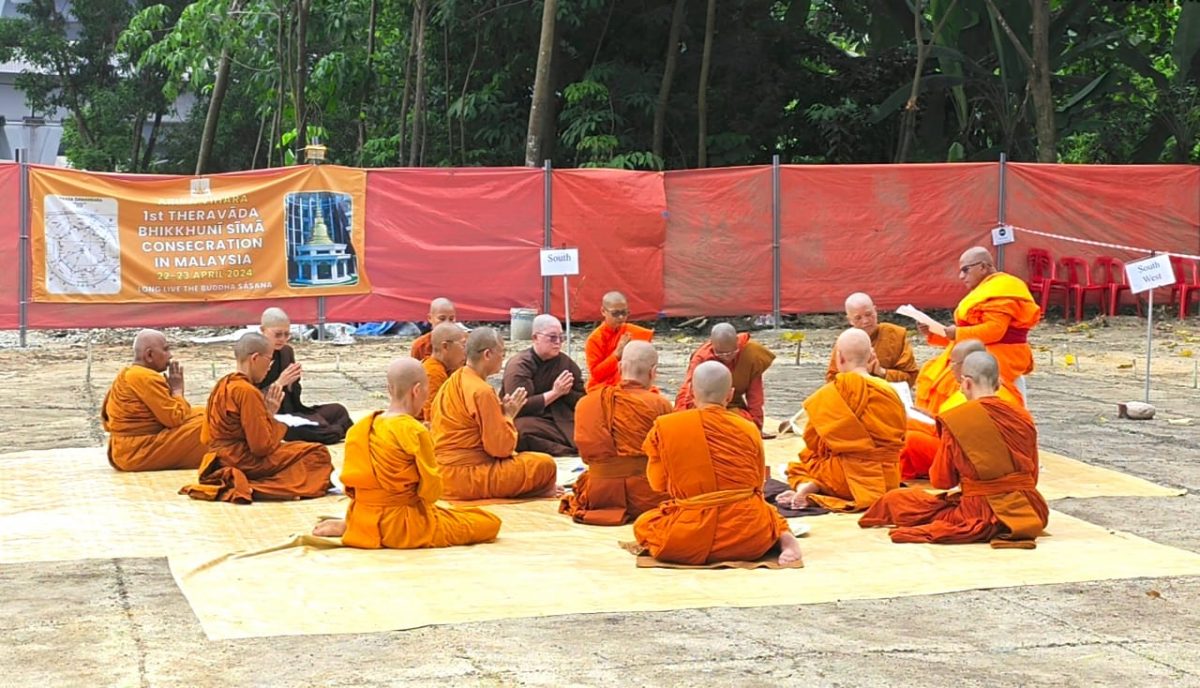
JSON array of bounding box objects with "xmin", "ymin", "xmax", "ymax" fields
[
  {"xmin": 674, "ymin": 323, "xmax": 775, "ymax": 432},
  {"xmin": 584, "ymin": 291, "xmax": 654, "ymax": 391},
  {"xmin": 501, "ymin": 314, "xmax": 586, "ymax": 456}
]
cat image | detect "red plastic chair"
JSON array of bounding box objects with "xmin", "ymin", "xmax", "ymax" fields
[
  {"xmin": 1059, "ymin": 256, "xmax": 1108, "ymax": 321},
  {"xmin": 1094, "ymin": 256, "xmax": 1141, "ymax": 316},
  {"xmin": 1171, "ymin": 256, "xmax": 1200, "ymax": 319},
  {"xmin": 1026, "ymin": 249, "xmax": 1068, "ymax": 315}
]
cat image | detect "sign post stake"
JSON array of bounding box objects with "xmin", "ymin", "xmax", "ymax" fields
[
  {"xmin": 563, "ymin": 274, "xmax": 571, "ymax": 358},
  {"xmin": 1144, "ymin": 273, "xmax": 1154, "ymax": 404},
  {"xmin": 17, "ymin": 148, "xmax": 29, "ymax": 347}
]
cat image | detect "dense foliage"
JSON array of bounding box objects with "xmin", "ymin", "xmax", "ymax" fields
[{"xmin": 1, "ymin": 0, "xmax": 1197, "ymax": 172}]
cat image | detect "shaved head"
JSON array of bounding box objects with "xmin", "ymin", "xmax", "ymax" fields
[
  {"xmin": 428, "ymin": 298, "xmax": 456, "ymax": 326},
  {"xmin": 133, "ymin": 329, "xmax": 166, "ymax": 359},
  {"xmin": 835, "ymin": 328, "xmax": 872, "ymax": 370},
  {"xmin": 692, "ymin": 360, "xmax": 733, "ymax": 406},
  {"xmin": 234, "ymin": 332, "xmax": 272, "ymax": 362},
  {"xmin": 962, "ymin": 351, "xmax": 1000, "ymax": 394},
  {"xmin": 844, "ymin": 292, "xmax": 879, "ymax": 335},
  {"xmin": 431, "ymin": 322, "xmax": 468, "ymax": 371},
  {"xmin": 602, "ymin": 291, "xmax": 627, "ymax": 309},
  {"xmin": 601, "ymin": 291, "xmax": 630, "ymax": 328},
  {"xmin": 387, "ymin": 357, "xmax": 427, "ymax": 399},
  {"xmin": 532, "ymin": 313, "xmax": 561, "ymax": 334},
  {"xmin": 959, "ymin": 246, "xmax": 994, "ymax": 267},
  {"xmin": 619, "ymin": 340, "xmax": 658, "ymax": 383},
  {"xmin": 958, "ymin": 246, "xmax": 996, "ymax": 290},
  {"xmin": 951, "ymin": 339, "xmax": 987, "ymax": 364},
  {"xmin": 711, "ymin": 323, "xmax": 738, "ymax": 346},
  {"xmin": 844, "ymin": 292, "xmax": 874, "ymax": 311},
  {"xmin": 466, "ymin": 327, "xmax": 502, "ymax": 362},
  {"xmin": 431, "ymin": 322, "xmax": 466, "ymax": 348},
  {"xmin": 260, "ymin": 307, "xmax": 290, "ymax": 328}
]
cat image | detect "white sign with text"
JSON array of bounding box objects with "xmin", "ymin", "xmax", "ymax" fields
[
  {"xmin": 1125, "ymin": 254, "xmax": 1176, "ymax": 295},
  {"xmin": 540, "ymin": 248, "xmax": 580, "ymax": 276}
]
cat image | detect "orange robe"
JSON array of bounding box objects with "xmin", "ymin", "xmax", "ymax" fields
[
  {"xmin": 430, "ymin": 366, "xmax": 558, "ymax": 500},
  {"xmin": 860, "ymin": 397, "xmax": 1049, "ymax": 547},
  {"xmin": 675, "ymin": 333, "xmax": 775, "ymax": 429},
  {"xmin": 180, "ymin": 372, "xmax": 334, "ymax": 503},
  {"xmin": 340, "ymin": 411, "xmax": 501, "ymax": 549},
  {"xmin": 101, "ymin": 365, "xmax": 207, "ymax": 472},
  {"xmin": 410, "ymin": 332, "xmax": 433, "ymax": 361},
  {"xmin": 633, "ymin": 407, "xmax": 788, "ymax": 565},
  {"xmin": 901, "ymin": 385, "xmax": 1024, "ymax": 480},
  {"xmin": 785, "ymin": 373, "xmax": 906, "ymax": 512},
  {"xmin": 584, "ymin": 323, "xmax": 654, "ymax": 391},
  {"xmin": 916, "ymin": 272, "xmax": 1041, "ymax": 408},
  {"xmin": 419, "ymin": 356, "xmax": 451, "ymax": 422},
  {"xmin": 826, "ymin": 323, "xmax": 918, "ymax": 386},
  {"xmin": 560, "ymin": 380, "xmax": 672, "ymax": 525}
]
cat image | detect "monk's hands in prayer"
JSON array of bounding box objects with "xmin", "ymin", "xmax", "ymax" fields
[
  {"xmin": 502, "ymin": 387, "xmax": 528, "ymax": 419},
  {"xmin": 167, "ymin": 361, "xmax": 185, "ymax": 396},
  {"xmin": 867, "ymin": 349, "xmax": 884, "ymax": 377},
  {"xmin": 614, "ymin": 333, "xmax": 632, "ymax": 359},
  {"xmin": 278, "ymin": 362, "xmax": 303, "ymax": 388},
  {"xmin": 265, "ymin": 382, "xmax": 286, "ymax": 416},
  {"xmin": 545, "ymin": 370, "xmax": 574, "ymax": 404}
]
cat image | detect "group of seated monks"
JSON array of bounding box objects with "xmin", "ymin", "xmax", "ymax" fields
[{"xmin": 100, "ymin": 245, "xmax": 1049, "ymax": 565}]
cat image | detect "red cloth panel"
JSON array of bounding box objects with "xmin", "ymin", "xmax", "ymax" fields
[
  {"xmin": 0, "ymin": 163, "xmax": 19, "ymax": 328},
  {"xmin": 663, "ymin": 167, "xmax": 773, "ymax": 316},
  {"xmin": 549, "ymin": 169, "xmax": 666, "ymax": 321},
  {"xmin": 780, "ymin": 163, "xmax": 998, "ymax": 313},
  {"xmin": 326, "ymin": 167, "xmax": 544, "ymax": 322}
]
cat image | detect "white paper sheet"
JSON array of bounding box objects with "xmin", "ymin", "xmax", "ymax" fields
[
  {"xmin": 889, "ymin": 381, "xmax": 934, "ymax": 425},
  {"xmin": 275, "ymin": 413, "xmax": 319, "ymax": 428}
]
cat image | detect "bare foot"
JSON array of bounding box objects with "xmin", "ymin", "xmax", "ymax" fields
[
  {"xmin": 312, "ymin": 518, "xmax": 347, "ymax": 537},
  {"xmin": 534, "ymin": 484, "xmax": 565, "ymax": 498},
  {"xmin": 777, "ymin": 532, "xmax": 803, "ymax": 566},
  {"xmin": 776, "ymin": 483, "xmax": 819, "ymax": 509}
]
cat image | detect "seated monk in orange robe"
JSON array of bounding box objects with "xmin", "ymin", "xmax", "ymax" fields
[
  {"xmin": 675, "ymin": 323, "xmax": 775, "ymax": 431},
  {"xmin": 101, "ymin": 329, "xmax": 206, "ymax": 471},
  {"xmin": 180, "ymin": 333, "xmax": 333, "ymax": 503},
  {"xmin": 312, "ymin": 357, "xmax": 501, "ymax": 547},
  {"xmin": 258, "ymin": 307, "xmax": 352, "ymax": 445},
  {"xmin": 914, "ymin": 246, "xmax": 1041, "ymax": 408},
  {"xmin": 430, "ymin": 326, "xmax": 559, "ymax": 501},
  {"xmin": 778, "ymin": 328, "xmax": 907, "ymax": 513},
  {"xmin": 861, "ymin": 351, "xmax": 1049, "ymax": 547},
  {"xmin": 585, "ymin": 291, "xmax": 653, "ymax": 391},
  {"xmin": 825, "ymin": 292, "xmax": 918, "ymax": 386},
  {"xmin": 561, "ymin": 340, "xmax": 672, "ymax": 525},
  {"xmin": 411, "ymin": 297, "xmax": 457, "ymax": 361},
  {"xmin": 419, "ymin": 323, "xmax": 467, "ymax": 422},
  {"xmin": 903, "ymin": 339, "xmax": 985, "ymax": 479},
  {"xmin": 634, "ymin": 361, "xmax": 802, "ymax": 566}
]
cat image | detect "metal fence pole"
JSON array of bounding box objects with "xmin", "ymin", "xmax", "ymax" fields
[
  {"xmin": 542, "ymin": 159, "xmax": 552, "ymax": 315},
  {"xmin": 996, "ymin": 152, "xmax": 1008, "ymax": 271},
  {"xmin": 17, "ymin": 149, "xmax": 29, "ymax": 347},
  {"xmin": 771, "ymin": 154, "xmax": 782, "ymax": 330},
  {"xmin": 316, "ymin": 296, "xmax": 326, "ymax": 341}
]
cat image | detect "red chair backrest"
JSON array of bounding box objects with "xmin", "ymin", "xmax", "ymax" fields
[
  {"xmin": 1059, "ymin": 256, "xmax": 1091, "ymax": 286},
  {"xmin": 1094, "ymin": 257, "xmax": 1126, "ymax": 286},
  {"xmin": 1027, "ymin": 248, "xmax": 1055, "ymax": 282}
]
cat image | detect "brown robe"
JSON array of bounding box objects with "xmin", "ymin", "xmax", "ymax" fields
[
  {"xmin": 501, "ymin": 348, "xmax": 585, "ymax": 456},
  {"xmin": 825, "ymin": 323, "xmax": 918, "ymax": 386},
  {"xmin": 257, "ymin": 344, "xmax": 352, "ymax": 444},
  {"xmin": 675, "ymin": 333, "xmax": 775, "ymax": 428},
  {"xmin": 180, "ymin": 372, "xmax": 334, "ymax": 503}
]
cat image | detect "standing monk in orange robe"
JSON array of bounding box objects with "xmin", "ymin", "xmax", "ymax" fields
[
  {"xmin": 180, "ymin": 333, "xmax": 334, "ymax": 503},
  {"xmin": 101, "ymin": 329, "xmax": 206, "ymax": 471},
  {"xmin": 419, "ymin": 322, "xmax": 468, "ymax": 422},
  {"xmin": 430, "ymin": 327, "xmax": 559, "ymax": 501},
  {"xmin": 561, "ymin": 341, "xmax": 672, "ymax": 525},
  {"xmin": 502, "ymin": 314, "xmax": 586, "ymax": 456},
  {"xmin": 825, "ymin": 292, "xmax": 918, "ymax": 386},
  {"xmin": 778, "ymin": 329, "xmax": 907, "ymax": 512},
  {"xmin": 675, "ymin": 323, "xmax": 775, "ymax": 431},
  {"xmin": 585, "ymin": 291, "xmax": 653, "ymax": 391},
  {"xmin": 634, "ymin": 361, "xmax": 802, "ymax": 566},
  {"xmin": 861, "ymin": 352, "xmax": 1048, "ymax": 547},
  {"xmin": 312, "ymin": 357, "xmax": 501, "ymax": 548},
  {"xmin": 258, "ymin": 307, "xmax": 352, "ymax": 444},
  {"xmin": 914, "ymin": 246, "xmax": 1041, "ymax": 408},
  {"xmin": 411, "ymin": 297, "xmax": 457, "ymax": 361}
]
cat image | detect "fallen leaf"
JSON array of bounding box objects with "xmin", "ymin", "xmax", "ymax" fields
[
  {"xmin": 1065, "ymin": 354, "xmax": 1077, "ymax": 366},
  {"xmin": 1117, "ymin": 363, "xmax": 1134, "ymax": 370},
  {"xmin": 1147, "ymin": 590, "xmax": 1162, "ymax": 599},
  {"xmin": 1180, "ymin": 349, "xmax": 1194, "ymax": 358}
]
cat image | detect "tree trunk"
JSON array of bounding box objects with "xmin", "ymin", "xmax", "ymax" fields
[
  {"xmin": 653, "ymin": 0, "xmax": 687, "ymax": 164},
  {"xmin": 397, "ymin": 0, "xmax": 419, "ymax": 163},
  {"xmin": 408, "ymin": 0, "xmax": 429, "ymax": 166},
  {"xmin": 1028, "ymin": 0, "xmax": 1055, "ymax": 162},
  {"xmin": 357, "ymin": 0, "xmax": 379, "ymax": 166},
  {"xmin": 294, "ymin": 0, "xmax": 313, "ymax": 153},
  {"xmin": 525, "ymin": 0, "xmax": 557, "ymax": 167},
  {"xmin": 130, "ymin": 112, "xmax": 145, "ymax": 172},
  {"xmin": 196, "ymin": 47, "xmax": 233, "ymax": 175},
  {"xmin": 141, "ymin": 111, "xmax": 163, "ymax": 171},
  {"xmin": 696, "ymin": 0, "xmax": 717, "ymax": 167}
]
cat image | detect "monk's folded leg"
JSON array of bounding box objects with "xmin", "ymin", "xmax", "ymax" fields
[
  {"xmin": 111, "ymin": 414, "xmax": 207, "ymax": 471},
  {"xmin": 242, "ymin": 443, "xmax": 334, "ymax": 500},
  {"xmin": 859, "ymin": 489, "xmax": 952, "ymax": 528},
  {"xmin": 486, "ymin": 452, "xmax": 558, "ymax": 498},
  {"xmin": 707, "ymin": 503, "xmax": 788, "ymax": 562},
  {"xmin": 428, "ymin": 506, "xmax": 502, "ymax": 546},
  {"xmin": 514, "ymin": 417, "xmax": 576, "ymax": 456},
  {"xmin": 312, "ymin": 403, "xmax": 353, "ymax": 433},
  {"xmin": 785, "ymin": 459, "xmax": 843, "ymax": 497}
]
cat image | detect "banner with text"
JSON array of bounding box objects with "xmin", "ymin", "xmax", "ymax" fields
[{"xmin": 30, "ymin": 165, "xmax": 369, "ymax": 302}]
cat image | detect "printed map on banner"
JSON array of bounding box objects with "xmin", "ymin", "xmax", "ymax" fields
[{"xmin": 29, "ymin": 165, "xmax": 370, "ymax": 303}]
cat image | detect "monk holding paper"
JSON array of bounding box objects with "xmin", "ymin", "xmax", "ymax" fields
[
  {"xmin": 257, "ymin": 307, "xmax": 352, "ymax": 444},
  {"xmin": 585, "ymin": 291, "xmax": 653, "ymax": 391},
  {"xmin": 102, "ymin": 329, "xmax": 206, "ymax": 472},
  {"xmin": 912, "ymin": 247, "xmax": 1041, "ymax": 407},
  {"xmin": 675, "ymin": 323, "xmax": 775, "ymax": 430},
  {"xmin": 180, "ymin": 333, "xmax": 333, "ymax": 503},
  {"xmin": 312, "ymin": 358, "xmax": 501, "ymax": 548},
  {"xmin": 860, "ymin": 352, "xmax": 1048, "ymax": 547},
  {"xmin": 778, "ymin": 329, "xmax": 906, "ymax": 512},
  {"xmin": 411, "ymin": 298, "xmax": 457, "ymax": 361},
  {"xmin": 561, "ymin": 341, "xmax": 672, "ymax": 525},
  {"xmin": 634, "ymin": 361, "xmax": 802, "ymax": 566},
  {"xmin": 419, "ymin": 323, "xmax": 468, "ymax": 422},
  {"xmin": 826, "ymin": 293, "xmax": 918, "ymax": 386},
  {"xmin": 430, "ymin": 327, "xmax": 559, "ymax": 500},
  {"xmin": 501, "ymin": 314, "xmax": 586, "ymax": 456}
]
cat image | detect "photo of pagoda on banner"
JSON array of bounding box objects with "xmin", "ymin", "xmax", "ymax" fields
[{"xmin": 284, "ymin": 190, "xmax": 359, "ymax": 288}]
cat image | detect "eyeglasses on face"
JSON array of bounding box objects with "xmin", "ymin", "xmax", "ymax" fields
[
  {"xmin": 959, "ymin": 262, "xmax": 985, "ymax": 275},
  {"xmin": 536, "ymin": 333, "xmax": 564, "ymax": 343},
  {"xmin": 605, "ymin": 309, "xmax": 629, "ymax": 318}
]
